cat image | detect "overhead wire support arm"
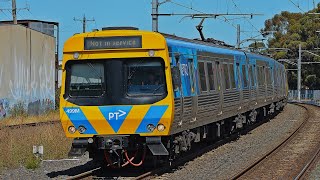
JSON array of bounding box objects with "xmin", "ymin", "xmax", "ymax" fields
[
  {"xmin": 151, "ymin": 13, "xmax": 263, "ymax": 19},
  {"xmin": 196, "ymin": 18, "xmax": 206, "ymax": 41}
]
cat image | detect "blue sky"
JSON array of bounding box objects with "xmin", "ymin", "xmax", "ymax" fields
[{"xmin": 0, "ymin": 0, "xmax": 319, "ymax": 58}]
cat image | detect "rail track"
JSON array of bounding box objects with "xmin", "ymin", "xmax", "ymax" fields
[
  {"xmin": 231, "ymin": 103, "xmax": 320, "ymax": 180},
  {"xmin": 0, "ymin": 120, "xmax": 59, "ymax": 130}
]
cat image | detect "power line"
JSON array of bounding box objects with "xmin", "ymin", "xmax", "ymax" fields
[
  {"xmin": 288, "ymin": 0, "xmax": 306, "ymax": 13},
  {"xmin": 166, "ymin": 0, "xmax": 253, "ymax": 38},
  {"xmin": 231, "ymin": 0, "xmax": 260, "ymax": 33}
]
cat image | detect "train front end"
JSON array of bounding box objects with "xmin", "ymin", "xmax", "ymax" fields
[{"xmin": 60, "ymin": 28, "xmax": 174, "ymax": 167}]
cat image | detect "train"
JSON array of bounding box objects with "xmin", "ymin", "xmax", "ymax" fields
[{"xmin": 60, "ymin": 27, "xmax": 288, "ymax": 168}]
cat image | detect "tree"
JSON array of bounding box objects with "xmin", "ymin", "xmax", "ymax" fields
[{"xmin": 261, "ymin": 4, "xmax": 320, "ymax": 89}]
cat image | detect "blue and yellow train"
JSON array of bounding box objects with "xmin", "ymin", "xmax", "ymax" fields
[{"xmin": 60, "ymin": 27, "xmax": 287, "ymax": 167}]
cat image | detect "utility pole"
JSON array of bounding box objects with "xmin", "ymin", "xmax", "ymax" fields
[
  {"xmin": 12, "ymin": 0, "xmax": 17, "ymax": 24},
  {"xmin": 152, "ymin": 0, "xmax": 159, "ymax": 32},
  {"xmin": 236, "ymin": 24, "xmax": 240, "ymax": 49},
  {"xmin": 298, "ymin": 44, "xmax": 302, "ymax": 102},
  {"xmin": 74, "ymin": 14, "xmax": 95, "ymax": 33}
]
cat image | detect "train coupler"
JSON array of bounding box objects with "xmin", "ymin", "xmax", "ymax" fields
[{"xmin": 96, "ymin": 136, "xmax": 129, "ymax": 150}]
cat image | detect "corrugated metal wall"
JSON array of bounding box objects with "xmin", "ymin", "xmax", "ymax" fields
[{"xmin": 0, "ymin": 24, "xmax": 55, "ymax": 118}]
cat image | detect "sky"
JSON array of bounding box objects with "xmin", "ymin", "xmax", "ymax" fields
[{"xmin": 0, "ymin": 0, "xmax": 320, "ymax": 59}]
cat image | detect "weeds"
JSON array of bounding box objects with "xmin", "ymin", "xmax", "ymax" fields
[
  {"xmin": 0, "ymin": 123, "xmax": 72, "ymax": 171},
  {"xmin": 25, "ymin": 156, "xmax": 41, "ymax": 170}
]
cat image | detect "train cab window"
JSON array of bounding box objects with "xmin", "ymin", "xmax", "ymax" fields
[
  {"xmin": 69, "ymin": 63, "xmax": 105, "ymax": 97},
  {"xmin": 229, "ymin": 64, "xmax": 236, "ymax": 89},
  {"xmin": 242, "ymin": 65, "xmax": 248, "ymax": 88},
  {"xmin": 223, "ymin": 63, "xmax": 231, "ymax": 90},
  {"xmin": 207, "ymin": 62, "xmax": 215, "ymax": 91},
  {"xmin": 199, "ymin": 61, "xmax": 207, "ymax": 92},
  {"xmin": 126, "ymin": 60, "xmax": 166, "ymax": 95}
]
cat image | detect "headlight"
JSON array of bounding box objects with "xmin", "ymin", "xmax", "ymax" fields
[
  {"xmin": 88, "ymin": 138, "xmax": 94, "ymax": 144},
  {"xmin": 78, "ymin": 126, "xmax": 86, "ymax": 134},
  {"xmin": 68, "ymin": 126, "xmax": 76, "ymax": 134},
  {"xmin": 73, "ymin": 52, "xmax": 80, "ymax": 59},
  {"xmin": 148, "ymin": 50, "xmax": 155, "ymax": 57},
  {"xmin": 147, "ymin": 124, "xmax": 156, "ymax": 132},
  {"xmin": 157, "ymin": 124, "xmax": 166, "ymax": 132}
]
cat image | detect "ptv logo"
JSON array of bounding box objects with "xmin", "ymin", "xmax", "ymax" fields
[{"xmin": 108, "ymin": 110, "xmax": 127, "ymax": 120}]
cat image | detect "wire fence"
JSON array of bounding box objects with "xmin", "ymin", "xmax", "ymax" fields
[{"xmin": 288, "ymin": 90, "xmax": 320, "ymax": 106}]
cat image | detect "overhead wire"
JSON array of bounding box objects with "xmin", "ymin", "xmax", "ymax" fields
[
  {"xmin": 288, "ymin": 0, "xmax": 306, "ymax": 13},
  {"xmin": 231, "ymin": 0, "xmax": 260, "ymax": 34},
  {"xmin": 168, "ymin": 0, "xmax": 252, "ymax": 39}
]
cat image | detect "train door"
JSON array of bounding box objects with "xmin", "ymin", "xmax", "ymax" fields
[{"xmin": 216, "ymin": 61, "xmax": 223, "ymax": 115}]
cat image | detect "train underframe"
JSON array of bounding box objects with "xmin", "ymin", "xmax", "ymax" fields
[{"xmin": 69, "ymin": 99, "xmax": 287, "ymax": 168}]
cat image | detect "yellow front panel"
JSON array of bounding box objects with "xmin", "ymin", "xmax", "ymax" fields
[{"xmin": 60, "ymin": 30, "xmax": 174, "ymax": 138}]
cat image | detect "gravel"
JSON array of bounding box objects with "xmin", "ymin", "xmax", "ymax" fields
[
  {"xmin": 153, "ymin": 104, "xmax": 306, "ymax": 180},
  {"xmin": 0, "ymin": 104, "xmax": 305, "ymax": 180},
  {"xmin": 0, "ymin": 153, "xmax": 93, "ymax": 180},
  {"xmin": 309, "ymin": 159, "xmax": 320, "ymax": 179}
]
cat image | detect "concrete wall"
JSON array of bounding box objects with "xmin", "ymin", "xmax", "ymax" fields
[{"xmin": 0, "ymin": 24, "xmax": 55, "ymax": 118}]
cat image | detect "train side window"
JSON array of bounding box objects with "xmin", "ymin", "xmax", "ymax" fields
[
  {"xmin": 207, "ymin": 62, "xmax": 215, "ymax": 91},
  {"xmin": 258, "ymin": 66, "xmax": 264, "ymax": 86},
  {"xmin": 188, "ymin": 59, "xmax": 195, "ymax": 93},
  {"xmin": 223, "ymin": 63, "xmax": 230, "ymax": 90},
  {"xmin": 266, "ymin": 68, "xmax": 272, "ymax": 85},
  {"xmin": 229, "ymin": 64, "xmax": 236, "ymax": 89},
  {"xmin": 242, "ymin": 65, "xmax": 248, "ymax": 88},
  {"xmin": 198, "ymin": 61, "xmax": 207, "ymax": 92},
  {"xmin": 249, "ymin": 65, "xmax": 254, "ymax": 88}
]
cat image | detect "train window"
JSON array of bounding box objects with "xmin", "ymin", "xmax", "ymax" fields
[
  {"xmin": 249, "ymin": 65, "xmax": 254, "ymax": 88},
  {"xmin": 69, "ymin": 63, "xmax": 105, "ymax": 97},
  {"xmin": 223, "ymin": 64, "xmax": 230, "ymax": 90},
  {"xmin": 242, "ymin": 65, "xmax": 248, "ymax": 88},
  {"xmin": 126, "ymin": 60, "xmax": 166, "ymax": 95},
  {"xmin": 207, "ymin": 62, "xmax": 215, "ymax": 91},
  {"xmin": 230, "ymin": 64, "xmax": 236, "ymax": 89},
  {"xmin": 266, "ymin": 68, "xmax": 271, "ymax": 85},
  {"xmin": 199, "ymin": 61, "xmax": 207, "ymax": 92},
  {"xmin": 188, "ymin": 59, "xmax": 195, "ymax": 93},
  {"xmin": 258, "ymin": 66, "xmax": 265, "ymax": 86}
]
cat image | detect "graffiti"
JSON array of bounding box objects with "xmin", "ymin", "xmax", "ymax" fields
[
  {"xmin": 9, "ymin": 47, "xmax": 30, "ymax": 101},
  {"xmin": 0, "ymin": 27, "xmax": 56, "ymax": 117},
  {"xmin": 0, "ymin": 99, "xmax": 9, "ymax": 119}
]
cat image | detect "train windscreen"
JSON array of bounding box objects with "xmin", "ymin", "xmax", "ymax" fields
[{"xmin": 126, "ymin": 60, "xmax": 166, "ymax": 95}]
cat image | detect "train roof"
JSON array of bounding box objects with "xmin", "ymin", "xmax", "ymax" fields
[
  {"xmin": 162, "ymin": 33, "xmax": 283, "ymax": 66},
  {"xmin": 163, "ymin": 33, "xmax": 245, "ymax": 56}
]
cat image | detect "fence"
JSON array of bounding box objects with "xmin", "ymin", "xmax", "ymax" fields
[{"xmin": 288, "ymin": 90, "xmax": 320, "ymax": 106}]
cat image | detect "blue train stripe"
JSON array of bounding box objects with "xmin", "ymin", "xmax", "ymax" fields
[
  {"xmin": 63, "ymin": 107, "xmax": 97, "ymax": 134},
  {"xmin": 99, "ymin": 106, "xmax": 133, "ymax": 133},
  {"xmin": 135, "ymin": 105, "xmax": 168, "ymax": 133}
]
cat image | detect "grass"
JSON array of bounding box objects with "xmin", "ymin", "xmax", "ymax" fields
[
  {"xmin": 0, "ymin": 120, "xmax": 72, "ymax": 172},
  {"xmin": 0, "ymin": 110, "xmax": 59, "ymax": 127}
]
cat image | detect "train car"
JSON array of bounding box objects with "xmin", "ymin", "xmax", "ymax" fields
[{"xmin": 60, "ymin": 27, "xmax": 288, "ymax": 167}]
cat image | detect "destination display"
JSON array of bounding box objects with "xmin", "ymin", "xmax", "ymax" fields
[{"xmin": 84, "ymin": 36, "xmax": 142, "ymax": 50}]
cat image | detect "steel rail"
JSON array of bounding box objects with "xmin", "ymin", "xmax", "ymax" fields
[
  {"xmin": 230, "ymin": 103, "xmax": 310, "ymax": 179},
  {"xmin": 66, "ymin": 167, "xmax": 101, "ymax": 180},
  {"xmin": 0, "ymin": 120, "xmax": 59, "ymax": 130}
]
